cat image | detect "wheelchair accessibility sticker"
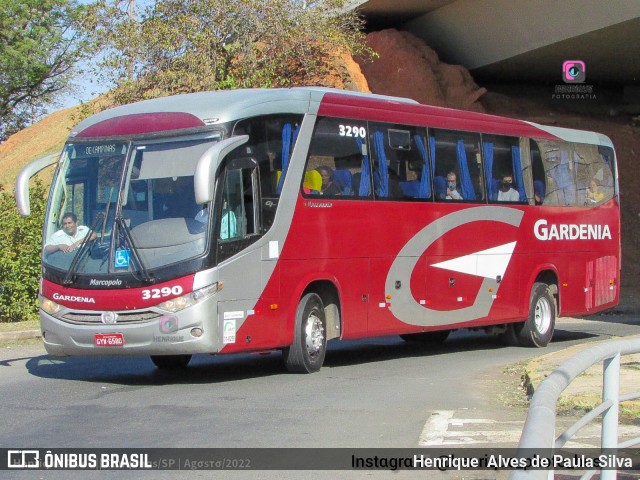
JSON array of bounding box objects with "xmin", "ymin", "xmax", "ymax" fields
[{"xmin": 114, "ymin": 249, "xmax": 130, "ymax": 268}]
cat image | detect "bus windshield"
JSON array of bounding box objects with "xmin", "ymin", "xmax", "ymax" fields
[{"xmin": 43, "ymin": 137, "xmax": 220, "ymax": 275}]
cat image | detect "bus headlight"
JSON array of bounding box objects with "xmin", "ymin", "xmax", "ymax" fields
[
  {"xmin": 41, "ymin": 297, "xmax": 61, "ymax": 315},
  {"xmin": 157, "ymin": 282, "xmax": 221, "ymax": 313}
]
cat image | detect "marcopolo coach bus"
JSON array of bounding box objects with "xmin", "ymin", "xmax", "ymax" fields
[{"xmin": 15, "ymin": 87, "xmax": 620, "ymax": 372}]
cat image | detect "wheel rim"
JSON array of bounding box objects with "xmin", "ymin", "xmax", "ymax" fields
[
  {"xmin": 534, "ymin": 296, "xmax": 552, "ymax": 335},
  {"xmin": 304, "ymin": 311, "xmax": 325, "ymax": 359}
]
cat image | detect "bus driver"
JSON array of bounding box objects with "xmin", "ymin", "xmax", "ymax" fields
[{"xmin": 44, "ymin": 212, "xmax": 96, "ymax": 254}]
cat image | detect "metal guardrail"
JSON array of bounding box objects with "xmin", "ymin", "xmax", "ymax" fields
[{"xmin": 509, "ymin": 337, "xmax": 640, "ymax": 480}]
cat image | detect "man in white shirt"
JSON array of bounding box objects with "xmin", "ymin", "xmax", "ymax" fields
[
  {"xmin": 497, "ymin": 174, "xmax": 520, "ymax": 202},
  {"xmin": 44, "ymin": 212, "xmax": 96, "ymax": 254}
]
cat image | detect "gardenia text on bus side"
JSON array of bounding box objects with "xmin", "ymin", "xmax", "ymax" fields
[{"xmin": 534, "ymin": 219, "xmax": 612, "ymax": 241}]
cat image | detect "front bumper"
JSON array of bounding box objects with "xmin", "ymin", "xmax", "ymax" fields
[{"xmin": 39, "ymin": 298, "xmax": 220, "ymax": 356}]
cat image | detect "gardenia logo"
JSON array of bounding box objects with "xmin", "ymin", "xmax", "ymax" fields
[
  {"xmin": 534, "ymin": 219, "xmax": 611, "ymax": 241},
  {"xmin": 52, "ymin": 293, "xmax": 96, "ymax": 303},
  {"xmin": 89, "ymin": 278, "xmax": 123, "ymax": 287}
]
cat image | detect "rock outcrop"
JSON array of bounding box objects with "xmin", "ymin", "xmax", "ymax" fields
[{"xmin": 356, "ymin": 29, "xmax": 487, "ymax": 111}]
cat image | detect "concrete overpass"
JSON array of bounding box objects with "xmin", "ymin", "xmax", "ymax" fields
[{"xmin": 353, "ymin": 0, "xmax": 640, "ymax": 86}]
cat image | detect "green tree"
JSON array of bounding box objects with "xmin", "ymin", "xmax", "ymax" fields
[
  {"xmin": 0, "ymin": 0, "xmax": 90, "ymax": 141},
  {"xmin": 0, "ymin": 179, "xmax": 47, "ymax": 322},
  {"xmin": 85, "ymin": 0, "xmax": 370, "ymax": 104}
]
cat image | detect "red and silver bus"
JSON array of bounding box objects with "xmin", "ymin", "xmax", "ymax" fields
[{"xmin": 16, "ymin": 87, "xmax": 620, "ymax": 372}]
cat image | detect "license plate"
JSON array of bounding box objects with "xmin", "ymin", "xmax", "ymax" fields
[{"xmin": 94, "ymin": 333, "xmax": 124, "ymax": 347}]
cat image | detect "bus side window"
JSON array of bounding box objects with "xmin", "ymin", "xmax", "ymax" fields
[
  {"xmin": 533, "ymin": 139, "xmax": 579, "ymax": 206},
  {"xmin": 216, "ymin": 159, "xmax": 261, "ymax": 263},
  {"xmin": 594, "ymin": 146, "xmax": 615, "ymax": 203},
  {"xmin": 233, "ymin": 114, "xmax": 303, "ymax": 233},
  {"xmin": 576, "ymin": 143, "xmax": 615, "ymax": 205},
  {"xmin": 219, "ymin": 169, "xmax": 243, "ymax": 241},
  {"xmin": 483, "ymin": 134, "xmax": 526, "ymax": 203},
  {"xmin": 431, "ymin": 129, "xmax": 483, "ymax": 202},
  {"xmin": 369, "ymin": 124, "xmax": 431, "ymax": 201},
  {"xmin": 303, "ymin": 117, "xmax": 372, "ymax": 199},
  {"xmin": 531, "ymin": 139, "xmax": 615, "ymax": 207}
]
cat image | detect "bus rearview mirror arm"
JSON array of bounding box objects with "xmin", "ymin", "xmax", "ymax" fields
[
  {"xmin": 194, "ymin": 135, "xmax": 249, "ymax": 205},
  {"xmin": 15, "ymin": 153, "xmax": 60, "ymax": 216}
]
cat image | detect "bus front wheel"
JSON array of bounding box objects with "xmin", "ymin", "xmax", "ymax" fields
[
  {"xmin": 516, "ymin": 282, "xmax": 556, "ymax": 347},
  {"xmin": 150, "ymin": 354, "xmax": 192, "ymax": 369},
  {"xmin": 283, "ymin": 293, "xmax": 327, "ymax": 373}
]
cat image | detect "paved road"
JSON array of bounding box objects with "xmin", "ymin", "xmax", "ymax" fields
[{"xmin": 0, "ymin": 313, "xmax": 638, "ymax": 479}]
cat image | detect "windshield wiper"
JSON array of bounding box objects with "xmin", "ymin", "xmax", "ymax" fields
[
  {"xmin": 114, "ymin": 215, "xmax": 153, "ymax": 284},
  {"xmin": 62, "ymin": 212, "xmax": 104, "ymax": 285}
]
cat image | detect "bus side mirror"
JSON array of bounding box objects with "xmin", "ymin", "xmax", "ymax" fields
[
  {"xmin": 194, "ymin": 135, "xmax": 249, "ymax": 205},
  {"xmin": 15, "ymin": 153, "xmax": 59, "ymax": 216}
]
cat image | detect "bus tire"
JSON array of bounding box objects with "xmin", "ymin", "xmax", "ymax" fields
[
  {"xmin": 400, "ymin": 330, "xmax": 450, "ymax": 344},
  {"xmin": 283, "ymin": 293, "xmax": 327, "ymax": 373},
  {"xmin": 516, "ymin": 282, "xmax": 555, "ymax": 347},
  {"xmin": 150, "ymin": 354, "xmax": 192, "ymax": 369}
]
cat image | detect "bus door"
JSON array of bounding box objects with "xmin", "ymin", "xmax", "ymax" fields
[{"xmin": 214, "ymin": 157, "xmax": 266, "ymax": 343}]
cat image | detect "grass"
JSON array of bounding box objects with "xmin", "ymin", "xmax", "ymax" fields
[
  {"xmin": 0, "ymin": 337, "xmax": 42, "ymax": 348},
  {"xmin": 0, "ymin": 319, "xmax": 39, "ymax": 332},
  {"xmin": 0, "ymin": 97, "xmax": 111, "ymax": 192},
  {"xmin": 511, "ymin": 342, "xmax": 640, "ymax": 426},
  {"xmin": 0, "ymin": 319, "xmax": 41, "ymax": 347}
]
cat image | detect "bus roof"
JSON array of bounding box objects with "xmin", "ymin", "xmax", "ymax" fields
[
  {"xmin": 71, "ymin": 87, "xmax": 613, "ymax": 147},
  {"xmin": 71, "ymin": 88, "xmax": 418, "ymax": 138}
]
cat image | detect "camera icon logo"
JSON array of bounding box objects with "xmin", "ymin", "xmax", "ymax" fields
[
  {"xmin": 563, "ymin": 60, "xmax": 586, "ymax": 83},
  {"xmin": 159, "ymin": 316, "xmax": 179, "ymax": 333}
]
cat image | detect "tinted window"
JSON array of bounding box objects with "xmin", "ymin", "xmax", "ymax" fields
[
  {"xmin": 369, "ymin": 123, "xmax": 432, "ymax": 201},
  {"xmin": 431, "ymin": 129, "xmax": 483, "ymax": 202},
  {"xmin": 303, "ymin": 117, "xmax": 372, "ymax": 198}
]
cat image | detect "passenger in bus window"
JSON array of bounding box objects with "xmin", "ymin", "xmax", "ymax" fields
[
  {"xmin": 443, "ymin": 171, "xmax": 463, "ymax": 200},
  {"xmin": 316, "ymin": 166, "xmax": 340, "ymax": 195},
  {"xmin": 497, "ymin": 173, "xmax": 520, "ymax": 202},
  {"xmin": 44, "ymin": 212, "xmax": 96, "ymax": 254},
  {"xmin": 220, "ymin": 209, "xmax": 237, "ymax": 240},
  {"xmin": 586, "ymin": 179, "xmax": 604, "ymax": 204}
]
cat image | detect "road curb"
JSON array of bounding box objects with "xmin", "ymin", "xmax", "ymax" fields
[
  {"xmin": 522, "ymin": 333, "xmax": 640, "ymax": 423},
  {"xmin": 0, "ymin": 329, "xmax": 41, "ymax": 341}
]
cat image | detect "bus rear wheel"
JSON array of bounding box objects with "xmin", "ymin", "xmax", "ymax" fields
[
  {"xmin": 283, "ymin": 293, "xmax": 327, "ymax": 373},
  {"xmin": 515, "ymin": 282, "xmax": 555, "ymax": 347},
  {"xmin": 150, "ymin": 354, "xmax": 192, "ymax": 369}
]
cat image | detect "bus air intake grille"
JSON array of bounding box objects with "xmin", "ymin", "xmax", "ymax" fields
[{"xmin": 59, "ymin": 311, "xmax": 161, "ymax": 325}]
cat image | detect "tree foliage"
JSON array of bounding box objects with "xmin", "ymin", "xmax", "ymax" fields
[
  {"xmin": 0, "ymin": 0, "xmax": 90, "ymax": 141},
  {"xmin": 85, "ymin": 0, "xmax": 370, "ymax": 104},
  {"xmin": 0, "ymin": 1, "xmax": 370, "ymax": 321},
  {"xmin": 0, "ymin": 179, "xmax": 47, "ymax": 322}
]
